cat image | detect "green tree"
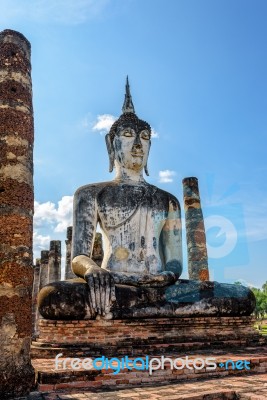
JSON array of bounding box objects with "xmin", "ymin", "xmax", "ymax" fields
[
  {"xmin": 262, "ymin": 281, "xmax": 267, "ymax": 294},
  {"xmin": 251, "ymin": 285, "xmax": 267, "ymax": 319}
]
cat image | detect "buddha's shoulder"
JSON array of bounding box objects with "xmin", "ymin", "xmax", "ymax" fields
[
  {"xmin": 149, "ymin": 184, "xmax": 181, "ymax": 209},
  {"xmin": 149, "ymin": 183, "xmax": 179, "ymax": 201},
  {"xmin": 74, "ymin": 181, "xmax": 117, "ymax": 198}
]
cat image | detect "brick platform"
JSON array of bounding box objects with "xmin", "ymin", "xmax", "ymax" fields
[
  {"xmin": 31, "ymin": 316, "xmax": 265, "ymax": 358},
  {"xmin": 32, "ymin": 347, "xmax": 267, "ymax": 392},
  {"xmin": 16, "ymin": 373, "xmax": 267, "ymax": 399}
]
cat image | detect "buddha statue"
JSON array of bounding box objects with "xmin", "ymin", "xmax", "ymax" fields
[{"xmin": 38, "ymin": 79, "xmax": 255, "ymax": 320}]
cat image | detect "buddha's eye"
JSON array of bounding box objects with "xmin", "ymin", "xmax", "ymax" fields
[
  {"xmin": 122, "ymin": 128, "xmax": 134, "ymax": 137},
  {"xmin": 140, "ymin": 130, "xmax": 150, "ymax": 140}
]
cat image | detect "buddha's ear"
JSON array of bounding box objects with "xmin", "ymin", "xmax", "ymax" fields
[
  {"xmin": 105, "ymin": 133, "xmax": 115, "ymax": 173},
  {"xmin": 144, "ymin": 140, "xmax": 151, "ymax": 176}
]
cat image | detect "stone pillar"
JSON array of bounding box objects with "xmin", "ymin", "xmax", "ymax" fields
[
  {"xmin": 92, "ymin": 232, "xmax": 104, "ymax": 267},
  {"xmin": 182, "ymin": 177, "xmax": 209, "ymax": 281},
  {"xmin": 65, "ymin": 228, "xmax": 104, "ymax": 278},
  {"xmin": 32, "ymin": 259, "xmax": 40, "ymax": 336},
  {"xmin": 39, "ymin": 250, "xmax": 49, "ymax": 289},
  {"xmin": 65, "ymin": 226, "xmax": 75, "ymax": 279},
  {"xmin": 48, "ymin": 240, "xmax": 61, "ymax": 282},
  {"xmin": 0, "ymin": 29, "xmax": 35, "ymax": 397}
]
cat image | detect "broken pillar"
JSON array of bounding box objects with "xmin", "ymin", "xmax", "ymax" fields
[
  {"xmin": 92, "ymin": 232, "xmax": 104, "ymax": 267},
  {"xmin": 32, "ymin": 258, "xmax": 40, "ymax": 336},
  {"xmin": 64, "ymin": 226, "xmax": 75, "ymax": 279},
  {"xmin": 48, "ymin": 240, "xmax": 61, "ymax": 283},
  {"xmin": 0, "ymin": 29, "xmax": 35, "ymax": 397},
  {"xmin": 39, "ymin": 250, "xmax": 49, "ymax": 289},
  {"xmin": 182, "ymin": 177, "xmax": 209, "ymax": 281}
]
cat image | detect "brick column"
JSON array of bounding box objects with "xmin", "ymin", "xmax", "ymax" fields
[
  {"xmin": 32, "ymin": 258, "xmax": 40, "ymax": 336},
  {"xmin": 39, "ymin": 250, "xmax": 49, "ymax": 289},
  {"xmin": 48, "ymin": 240, "xmax": 61, "ymax": 282},
  {"xmin": 64, "ymin": 226, "xmax": 75, "ymax": 279},
  {"xmin": 182, "ymin": 177, "xmax": 209, "ymax": 281},
  {"xmin": 0, "ymin": 29, "xmax": 35, "ymax": 397}
]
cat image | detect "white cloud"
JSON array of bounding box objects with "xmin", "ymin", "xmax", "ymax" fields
[
  {"xmin": 0, "ymin": 0, "xmax": 109, "ymax": 25},
  {"xmin": 34, "ymin": 195, "xmax": 73, "ymax": 233},
  {"xmin": 33, "ymin": 195, "xmax": 73, "ymax": 264},
  {"xmin": 92, "ymin": 114, "xmax": 117, "ymax": 134},
  {"xmin": 159, "ymin": 170, "xmax": 176, "ymax": 183},
  {"xmin": 151, "ymin": 128, "xmax": 159, "ymax": 138},
  {"xmin": 32, "ymin": 231, "xmax": 51, "ymax": 263},
  {"xmin": 33, "ymin": 231, "xmax": 51, "ymax": 250}
]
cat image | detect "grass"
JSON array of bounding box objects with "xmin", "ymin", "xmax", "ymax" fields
[{"xmin": 254, "ymin": 319, "xmax": 267, "ymax": 336}]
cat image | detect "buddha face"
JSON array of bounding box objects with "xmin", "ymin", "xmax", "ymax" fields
[{"xmin": 113, "ymin": 123, "xmax": 151, "ymax": 172}]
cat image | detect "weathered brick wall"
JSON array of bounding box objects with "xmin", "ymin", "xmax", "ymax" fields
[
  {"xmin": 31, "ymin": 316, "xmax": 265, "ymax": 359},
  {"xmin": 0, "ymin": 29, "xmax": 35, "ymax": 397},
  {"xmin": 34, "ymin": 353, "xmax": 267, "ymax": 393}
]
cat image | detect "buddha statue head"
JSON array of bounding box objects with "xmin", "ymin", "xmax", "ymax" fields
[{"xmin": 105, "ymin": 78, "xmax": 151, "ymax": 176}]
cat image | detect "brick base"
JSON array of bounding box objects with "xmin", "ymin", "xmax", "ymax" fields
[{"xmin": 31, "ymin": 316, "xmax": 265, "ymax": 359}]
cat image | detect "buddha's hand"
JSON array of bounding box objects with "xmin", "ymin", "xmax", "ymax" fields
[
  {"xmin": 84, "ymin": 266, "xmax": 116, "ymax": 318},
  {"xmin": 138, "ymin": 271, "xmax": 179, "ymax": 287},
  {"xmin": 111, "ymin": 270, "xmax": 178, "ymax": 288}
]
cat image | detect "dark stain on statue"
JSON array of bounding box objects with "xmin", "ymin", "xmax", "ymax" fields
[
  {"xmin": 153, "ymin": 237, "xmax": 157, "ymax": 250},
  {"xmin": 173, "ymin": 227, "xmax": 179, "ymax": 236},
  {"xmin": 114, "ymin": 139, "xmax": 121, "ymax": 152},
  {"xmin": 141, "ymin": 236, "xmax": 145, "ymax": 248},
  {"xmin": 129, "ymin": 242, "xmax": 135, "ymax": 251}
]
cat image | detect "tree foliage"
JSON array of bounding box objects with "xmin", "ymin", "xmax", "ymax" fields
[
  {"xmin": 235, "ymin": 281, "xmax": 267, "ymax": 319},
  {"xmin": 251, "ymin": 283, "xmax": 267, "ymax": 319}
]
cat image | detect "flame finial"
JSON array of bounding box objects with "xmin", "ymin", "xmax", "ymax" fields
[{"xmin": 122, "ymin": 76, "xmax": 135, "ymax": 114}]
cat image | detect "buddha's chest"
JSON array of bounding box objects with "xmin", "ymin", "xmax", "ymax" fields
[{"xmin": 96, "ymin": 184, "xmax": 168, "ymax": 231}]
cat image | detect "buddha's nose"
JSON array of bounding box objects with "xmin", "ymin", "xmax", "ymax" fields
[{"xmin": 132, "ymin": 134, "xmax": 142, "ymax": 149}]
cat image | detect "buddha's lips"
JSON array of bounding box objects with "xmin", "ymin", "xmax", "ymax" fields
[{"xmin": 131, "ymin": 152, "xmax": 144, "ymax": 157}]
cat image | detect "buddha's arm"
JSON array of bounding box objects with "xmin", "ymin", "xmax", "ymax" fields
[
  {"xmin": 161, "ymin": 197, "xmax": 183, "ymax": 278},
  {"xmin": 71, "ymin": 186, "xmax": 115, "ymax": 316},
  {"xmin": 72, "ymin": 186, "xmax": 98, "ymax": 266}
]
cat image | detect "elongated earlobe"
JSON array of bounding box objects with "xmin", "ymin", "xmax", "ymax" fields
[
  {"xmin": 105, "ymin": 133, "xmax": 115, "ymax": 172},
  {"xmin": 144, "ymin": 141, "xmax": 151, "ymax": 176}
]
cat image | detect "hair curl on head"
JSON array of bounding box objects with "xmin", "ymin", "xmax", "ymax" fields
[{"xmin": 109, "ymin": 112, "xmax": 151, "ymax": 142}]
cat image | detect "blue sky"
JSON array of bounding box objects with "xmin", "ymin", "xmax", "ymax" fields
[{"xmin": 1, "ymin": 0, "xmax": 267, "ymax": 287}]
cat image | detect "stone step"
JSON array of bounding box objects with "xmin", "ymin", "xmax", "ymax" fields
[
  {"xmin": 32, "ymin": 348, "xmax": 267, "ymax": 392},
  {"xmin": 31, "ymin": 336, "xmax": 266, "ymax": 359}
]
